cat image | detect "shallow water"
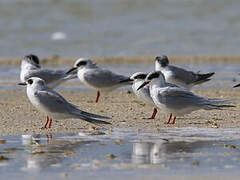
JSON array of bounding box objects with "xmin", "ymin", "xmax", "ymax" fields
[
  {"xmin": 1, "ymin": 127, "xmax": 240, "ymax": 180},
  {"xmin": 0, "ymin": 0, "xmax": 240, "ymax": 57},
  {"xmin": 0, "ymin": 63, "xmax": 239, "ymax": 91}
]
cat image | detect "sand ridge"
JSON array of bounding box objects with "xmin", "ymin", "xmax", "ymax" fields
[{"xmin": 1, "ymin": 55, "xmax": 240, "ymax": 66}]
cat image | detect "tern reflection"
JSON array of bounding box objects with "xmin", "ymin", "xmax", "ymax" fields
[
  {"xmin": 132, "ymin": 140, "xmax": 210, "ymax": 164},
  {"xmin": 21, "ymin": 134, "xmax": 96, "ymax": 172}
]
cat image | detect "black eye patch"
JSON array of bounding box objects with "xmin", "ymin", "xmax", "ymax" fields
[
  {"xmin": 155, "ymin": 55, "xmax": 169, "ymax": 67},
  {"xmin": 31, "ymin": 55, "xmax": 40, "ymax": 65},
  {"xmin": 26, "ymin": 54, "xmax": 40, "ymax": 65},
  {"xmin": 148, "ymin": 72, "xmax": 159, "ymax": 80},
  {"xmin": 27, "ymin": 79, "xmax": 33, "ymax": 85},
  {"xmin": 135, "ymin": 74, "xmax": 147, "ymax": 79},
  {"xmin": 76, "ymin": 61, "xmax": 87, "ymax": 67}
]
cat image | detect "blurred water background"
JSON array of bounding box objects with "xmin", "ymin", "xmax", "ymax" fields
[{"xmin": 0, "ymin": 0, "xmax": 239, "ymax": 58}]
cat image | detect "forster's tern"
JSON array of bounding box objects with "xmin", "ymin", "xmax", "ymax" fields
[
  {"xmin": 18, "ymin": 77, "xmax": 111, "ymax": 129},
  {"xmin": 155, "ymin": 55, "xmax": 215, "ymax": 89},
  {"xmin": 138, "ymin": 71, "xmax": 234, "ymax": 124},
  {"xmin": 20, "ymin": 54, "xmax": 77, "ymax": 89},
  {"xmin": 67, "ymin": 58, "xmax": 132, "ymax": 103},
  {"xmin": 130, "ymin": 72, "xmax": 157, "ymax": 119}
]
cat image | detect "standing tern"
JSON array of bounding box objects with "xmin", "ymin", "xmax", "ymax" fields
[
  {"xmin": 130, "ymin": 72, "xmax": 157, "ymax": 119},
  {"xmin": 20, "ymin": 54, "xmax": 77, "ymax": 89},
  {"xmin": 137, "ymin": 71, "xmax": 234, "ymax": 124},
  {"xmin": 130, "ymin": 72, "xmax": 183, "ymax": 119},
  {"xmin": 155, "ymin": 55, "xmax": 215, "ymax": 89},
  {"xmin": 18, "ymin": 77, "xmax": 111, "ymax": 129},
  {"xmin": 67, "ymin": 58, "xmax": 132, "ymax": 103}
]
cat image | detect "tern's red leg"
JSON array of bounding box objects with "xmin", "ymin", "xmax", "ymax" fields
[
  {"xmin": 171, "ymin": 116, "xmax": 176, "ymax": 124},
  {"xmin": 95, "ymin": 91, "xmax": 100, "ymax": 103},
  {"xmin": 48, "ymin": 118, "xmax": 53, "ymax": 129},
  {"xmin": 166, "ymin": 113, "xmax": 172, "ymax": 124},
  {"xmin": 148, "ymin": 108, "xmax": 158, "ymax": 119},
  {"xmin": 42, "ymin": 116, "xmax": 49, "ymax": 129}
]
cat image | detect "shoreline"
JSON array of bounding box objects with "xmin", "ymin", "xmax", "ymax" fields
[{"xmin": 1, "ymin": 55, "xmax": 240, "ymax": 66}]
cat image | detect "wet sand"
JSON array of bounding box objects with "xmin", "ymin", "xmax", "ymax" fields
[{"xmin": 0, "ymin": 88, "xmax": 239, "ymax": 135}]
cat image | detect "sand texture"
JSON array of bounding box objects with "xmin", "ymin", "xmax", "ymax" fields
[{"xmin": 0, "ymin": 88, "xmax": 239, "ymax": 135}]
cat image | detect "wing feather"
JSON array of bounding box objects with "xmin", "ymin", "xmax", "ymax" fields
[{"xmin": 83, "ymin": 68, "xmax": 129, "ymax": 88}]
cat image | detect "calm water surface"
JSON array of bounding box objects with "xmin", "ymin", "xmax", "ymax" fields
[
  {"xmin": 0, "ymin": 0, "xmax": 240, "ymax": 57},
  {"xmin": 1, "ymin": 128, "xmax": 240, "ymax": 180}
]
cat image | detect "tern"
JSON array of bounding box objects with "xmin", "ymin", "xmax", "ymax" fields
[
  {"xmin": 155, "ymin": 55, "xmax": 215, "ymax": 89},
  {"xmin": 67, "ymin": 58, "xmax": 132, "ymax": 103},
  {"xmin": 20, "ymin": 54, "xmax": 77, "ymax": 89},
  {"xmin": 18, "ymin": 77, "xmax": 111, "ymax": 129},
  {"xmin": 130, "ymin": 72, "xmax": 157, "ymax": 119},
  {"xmin": 138, "ymin": 71, "xmax": 234, "ymax": 124}
]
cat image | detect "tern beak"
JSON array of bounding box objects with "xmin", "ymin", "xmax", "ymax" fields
[
  {"xmin": 233, "ymin": 83, "xmax": 240, "ymax": 88},
  {"xmin": 66, "ymin": 67, "xmax": 77, "ymax": 74},
  {"xmin": 18, "ymin": 82, "xmax": 27, "ymax": 86},
  {"xmin": 137, "ymin": 81, "xmax": 150, "ymax": 91}
]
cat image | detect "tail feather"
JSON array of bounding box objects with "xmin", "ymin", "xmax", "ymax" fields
[
  {"xmin": 193, "ymin": 72, "xmax": 215, "ymax": 85},
  {"xmin": 204, "ymin": 103, "xmax": 235, "ymax": 110},
  {"xmin": 79, "ymin": 115, "xmax": 112, "ymax": 125},
  {"xmin": 214, "ymin": 104, "xmax": 236, "ymax": 108},
  {"xmin": 71, "ymin": 110, "xmax": 111, "ymax": 124},
  {"xmin": 80, "ymin": 110, "xmax": 111, "ymax": 120},
  {"xmin": 68, "ymin": 103, "xmax": 111, "ymax": 120},
  {"xmin": 208, "ymin": 98, "xmax": 237, "ymax": 104},
  {"xmin": 68, "ymin": 105, "xmax": 111, "ymax": 124}
]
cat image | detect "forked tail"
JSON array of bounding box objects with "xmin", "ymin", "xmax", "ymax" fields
[
  {"xmin": 204, "ymin": 103, "xmax": 235, "ymax": 110},
  {"xmin": 70, "ymin": 107, "xmax": 112, "ymax": 125},
  {"xmin": 208, "ymin": 98, "xmax": 237, "ymax": 104},
  {"xmin": 193, "ymin": 72, "xmax": 215, "ymax": 85},
  {"xmin": 80, "ymin": 115, "xmax": 112, "ymax": 125}
]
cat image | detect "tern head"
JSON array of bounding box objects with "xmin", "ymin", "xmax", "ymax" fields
[
  {"xmin": 66, "ymin": 58, "xmax": 95, "ymax": 74},
  {"xmin": 18, "ymin": 77, "xmax": 46, "ymax": 89},
  {"xmin": 22, "ymin": 54, "xmax": 41, "ymax": 68},
  {"xmin": 137, "ymin": 71, "xmax": 166, "ymax": 90},
  {"xmin": 130, "ymin": 72, "xmax": 147, "ymax": 82},
  {"xmin": 155, "ymin": 55, "xmax": 169, "ymax": 68}
]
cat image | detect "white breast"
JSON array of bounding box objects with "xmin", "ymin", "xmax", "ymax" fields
[{"xmin": 133, "ymin": 81, "xmax": 153, "ymax": 105}]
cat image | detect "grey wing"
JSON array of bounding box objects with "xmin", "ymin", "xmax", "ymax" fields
[
  {"xmin": 84, "ymin": 68, "xmax": 129, "ymax": 88},
  {"xmin": 37, "ymin": 89, "xmax": 73, "ymax": 113},
  {"xmin": 37, "ymin": 89, "xmax": 111, "ymax": 121},
  {"xmin": 158, "ymin": 87, "xmax": 208, "ymax": 109},
  {"xmin": 25, "ymin": 69, "xmax": 66, "ymax": 84},
  {"xmin": 168, "ymin": 66, "xmax": 197, "ymax": 85}
]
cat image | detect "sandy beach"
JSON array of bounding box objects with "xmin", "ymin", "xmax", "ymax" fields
[
  {"xmin": 0, "ymin": 87, "xmax": 239, "ymax": 136},
  {"xmin": 2, "ymin": 1, "xmax": 240, "ymax": 178},
  {"xmin": 0, "ymin": 56, "xmax": 239, "ymax": 135}
]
